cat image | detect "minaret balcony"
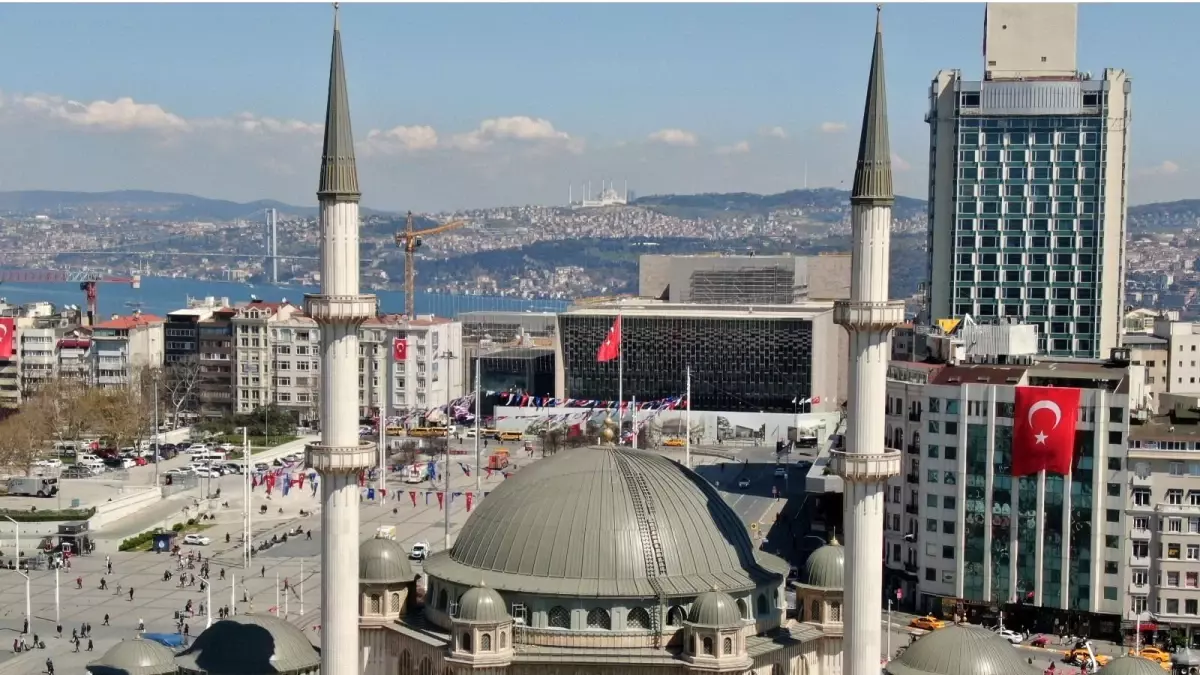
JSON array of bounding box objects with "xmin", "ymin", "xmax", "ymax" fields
[
  {"xmin": 830, "ymin": 448, "xmax": 901, "ymax": 482},
  {"xmin": 305, "ymin": 294, "xmax": 378, "ymax": 324},
  {"xmin": 833, "ymin": 300, "xmax": 906, "ymax": 331},
  {"xmin": 307, "ymin": 441, "xmax": 378, "ymax": 473}
]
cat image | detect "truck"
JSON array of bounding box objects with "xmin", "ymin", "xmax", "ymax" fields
[
  {"xmin": 7, "ymin": 477, "xmax": 60, "ymax": 497},
  {"xmin": 487, "ymin": 450, "xmax": 510, "ymax": 471},
  {"xmin": 375, "ymin": 525, "xmax": 396, "ymax": 540},
  {"xmin": 401, "ymin": 464, "xmax": 428, "ymax": 484}
]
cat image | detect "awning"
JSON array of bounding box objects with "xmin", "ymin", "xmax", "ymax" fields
[{"xmin": 57, "ymin": 339, "xmax": 91, "ymax": 350}]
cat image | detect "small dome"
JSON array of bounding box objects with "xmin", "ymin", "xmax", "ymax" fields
[
  {"xmin": 1099, "ymin": 657, "xmax": 1170, "ymax": 675},
  {"xmin": 887, "ymin": 624, "xmax": 1041, "ymax": 675},
  {"xmin": 87, "ymin": 638, "xmax": 176, "ymax": 675},
  {"xmin": 359, "ymin": 537, "xmax": 415, "ymax": 585},
  {"xmin": 175, "ymin": 614, "xmax": 319, "ymax": 674},
  {"xmin": 456, "ymin": 584, "xmax": 510, "ymax": 623},
  {"xmin": 803, "ymin": 538, "xmax": 845, "ymax": 589},
  {"xmin": 687, "ymin": 590, "xmax": 743, "ymax": 628}
]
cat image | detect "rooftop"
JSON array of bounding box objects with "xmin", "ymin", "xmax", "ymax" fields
[
  {"xmin": 564, "ymin": 299, "xmax": 834, "ymax": 320},
  {"xmin": 1130, "ymin": 415, "xmax": 1200, "ymax": 443},
  {"xmin": 1124, "ymin": 334, "xmax": 1168, "ymax": 346},
  {"xmin": 929, "ymin": 365, "xmax": 1028, "ymax": 386},
  {"xmin": 93, "ymin": 314, "xmax": 164, "ymax": 330}
]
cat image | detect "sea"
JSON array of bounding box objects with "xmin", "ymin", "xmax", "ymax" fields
[{"xmin": 0, "ymin": 276, "xmax": 569, "ymax": 319}]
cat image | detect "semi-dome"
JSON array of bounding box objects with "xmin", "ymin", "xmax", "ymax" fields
[
  {"xmin": 424, "ymin": 447, "xmax": 785, "ymax": 597},
  {"xmin": 687, "ymin": 590, "xmax": 744, "ymax": 627},
  {"xmin": 456, "ymin": 584, "xmax": 510, "ymax": 623},
  {"xmin": 1099, "ymin": 657, "xmax": 1170, "ymax": 675},
  {"xmin": 175, "ymin": 614, "xmax": 320, "ymax": 675},
  {"xmin": 886, "ymin": 624, "xmax": 1041, "ymax": 675},
  {"xmin": 86, "ymin": 638, "xmax": 176, "ymax": 675},
  {"xmin": 803, "ymin": 537, "xmax": 845, "ymax": 589},
  {"xmin": 359, "ymin": 536, "xmax": 415, "ymax": 584}
]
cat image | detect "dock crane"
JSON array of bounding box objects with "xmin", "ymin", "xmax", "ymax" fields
[
  {"xmin": 0, "ymin": 270, "xmax": 141, "ymax": 326},
  {"xmin": 394, "ymin": 211, "xmax": 468, "ymax": 318}
]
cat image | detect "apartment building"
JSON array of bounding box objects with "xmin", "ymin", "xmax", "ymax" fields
[
  {"xmin": 362, "ymin": 315, "xmax": 464, "ymax": 419},
  {"xmin": 196, "ymin": 306, "xmax": 237, "ymax": 420},
  {"xmin": 90, "ymin": 312, "xmax": 164, "ymax": 388},
  {"xmin": 230, "ymin": 300, "xmax": 306, "ymax": 415},
  {"xmin": 1127, "ymin": 418, "xmax": 1200, "ymax": 642}
]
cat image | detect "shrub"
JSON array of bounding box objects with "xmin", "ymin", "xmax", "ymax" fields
[
  {"xmin": 171, "ymin": 522, "xmax": 184, "ymax": 532},
  {"xmin": 0, "ymin": 508, "xmax": 96, "ymax": 523}
]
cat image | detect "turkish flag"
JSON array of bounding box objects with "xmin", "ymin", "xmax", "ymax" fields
[
  {"xmin": 466, "ymin": 492, "xmax": 474, "ymax": 513},
  {"xmin": 1012, "ymin": 386, "xmax": 1081, "ymax": 477},
  {"xmin": 596, "ymin": 315, "xmax": 622, "ymax": 362},
  {"xmin": 392, "ymin": 337, "xmax": 407, "ymax": 361},
  {"xmin": 0, "ymin": 318, "xmax": 13, "ymax": 359}
]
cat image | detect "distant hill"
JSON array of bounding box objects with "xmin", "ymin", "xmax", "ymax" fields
[
  {"xmin": 632, "ymin": 188, "xmax": 928, "ymax": 221},
  {"xmin": 0, "ymin": 190, "xmax": 395, "ymax": 221}
]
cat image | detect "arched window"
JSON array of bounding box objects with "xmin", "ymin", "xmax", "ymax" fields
[
  {"xmin": 391, "ymin": 593, "xmax": 401, "ymax": 613},
  {"xmin": 586, "ymin": 607, "xmax": 611, "ymax": 630},
  {"xmin": 797, "ymin": 598, "xmax": 805, "ymax": 621},
  {"xmin": 667, "ymin": 605, "xmax": 685, "ymax": 626},
  {"xmin": 443, "ymin": 669, "xmax": 453, "ymax": 675},
  {"xmin": 831, "ymin": 602, "xmax": 842, "ymax": 622},
  {"xmin": 418, "ymin": 657, "xmax": 432, "ymax": 675},
  {"xmin": 773, "ymin": 664, "xmax": 785, "ymax": 675},
  {"xmin": 723, "ymin": 636, "xmax": 733, "ymax": 655},
  {"xmin": 892, "ymin": 428, "xmax": 903, "ymax": 449},
  {"xmin": 481, "ymin": 633, "xmax": 492, "ymax": 651},
  {"xmin": 811, "ymin": 600, "xmax": 822, "ymax": 622},
  {"xmin": 756, "ymin": 593, "xmax": 768, "ymax": 616},
  {"xmin": 912, "ymin": 431, "xmax": 921, "ymax": 447},
  {"xmin": 499, "ymin": 631, "xmax": 507, "ymax": 649},
  {"xmin": 370, "ymin": 594, "xmax": 381, "ymax": 614},
  {"xmin": 547, "ymin": 606, "xmax": 571, "ymax": 629},
  {"xmin": 736, "ymin": 598, "xmax": 749, "ymax": 619},
  {"xmin": 399, "ymin": 651, "xmax": 412, "ymax": 675},
  {"xmin": 461, "ymin": 632, "xmax": 472, "ymax": 652},
  {"xmin": 627, "ymin": 607, "xmax": 651, "ymax": 630},
  {"xmin": 702, "ymin": 637, "xmax": 714, "ymax": 655},
  {"xmin": 437, "ymin": 588, "xmax": 448, "ymax": 610}
]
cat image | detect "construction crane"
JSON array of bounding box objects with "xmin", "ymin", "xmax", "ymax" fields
[
  {"xmin": 394, "ymin": 211, "xmax": 468, "ymax": 317},
  {"xmin": 0, "ymin": 270, "xmax": 142, "ymax": 326}
]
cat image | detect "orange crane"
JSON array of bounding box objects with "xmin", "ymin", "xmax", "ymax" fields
[
  {"xmin": 0, "ymin": 270, "xmax": 141, "ymax": 326},
  {"xmin": 394, "ymin": 211, "xmax": 467, "ymax": 317}
]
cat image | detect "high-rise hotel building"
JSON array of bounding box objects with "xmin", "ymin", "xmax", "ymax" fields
[{"xmin": 925, "ymin": 3, "xmax": 1131, "ymax": 359}]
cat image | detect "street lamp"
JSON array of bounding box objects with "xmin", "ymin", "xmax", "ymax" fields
[
  {"xmin": 4, "ymin": 516, "xmax": 31, "ymax": 632},
  {"xmin": 236, "ymin": 426, "xmax": 251, "ymax": 570},
  {"xmin": 436, "ymin": 349, "xmax": 458, "ymax": 552}
]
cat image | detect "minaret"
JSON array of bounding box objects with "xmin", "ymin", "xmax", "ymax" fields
[
  {"xmin": 831, "ymin": 8, "xmax": 904, "ymax": 675},
  {"xmin": 305, "ymin": 6, "xmax": 377, "ymax": 675}
]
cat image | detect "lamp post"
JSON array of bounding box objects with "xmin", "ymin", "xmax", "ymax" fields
[
  {"xmin": 237, "ymin": 426, "xmax": 251, "ymax": 570},
  {"xmin": 473, "ymin": 357, "xmax": 481, "ymax": 493},
  {"xmin": 437, "ymin": 349, "xmax": 458, "ymax": 552},
  {"xmin": 153, "ymin": 370, "xmax": 160, "ymax": 485},
  {"xmin": 4, "ymin": 516, "xmax": 30, "ymax": 631}
]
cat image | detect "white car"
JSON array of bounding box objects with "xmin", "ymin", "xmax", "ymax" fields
[
  {"xmin": 185, "ymin": 444, "xmax": 207, "ymax": 454},
  {"xmin": 218, "ymin": 443, "xmax": 236, "ymax": 453},
  {"xmin": 409, "ymin": 542, "xmax": 430, "ymax": 561},
  {"xmin": 464, "ymin": 429, "xmax": 477, "ymax": 439},
  {"xmin": 192, "ymin": 466, "xmax": 220, "ymax": 477},
  {"xmin": 736, "ymin": 477, "xmax": 751, "ymax": 489},
  {"xmin": 996, "ymin": 629, "xmax": 1024, "ymax": 645},
  {"xmin": 35, "ymin": 458, "xmax": 64, "ymax": 468},
  {"xmin": 182, "ymin": 534, "xmax": 211, "ymax": 546},
  {"xmin": 773, "ymin": 466, "xmax": 787, "ymax": 477}
]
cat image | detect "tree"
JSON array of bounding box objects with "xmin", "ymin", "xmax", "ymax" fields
[
  {"xmin": 0, "ymin": 408, "xmax": 48, "ymax": 476},
  {"xmin": 89, "ymin": 386, "xmax": 146, "ymax": 449},
  {"xmin": 161, "ymin": 357, "xmax": 203, "ymax": 429}
]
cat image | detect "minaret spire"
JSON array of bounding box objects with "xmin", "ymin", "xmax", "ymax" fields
[
  {"xmin": 851, "ymin": 4, "xmax": 893, "ymax": 206},
  {"xmin": 318, "ymin": 1, "xmax": 360, "ymax": 200}
]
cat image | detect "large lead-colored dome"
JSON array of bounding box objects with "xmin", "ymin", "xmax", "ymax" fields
[{"xmin": 424, "ymin": 447, "xmax": 785, "ymax": 597}]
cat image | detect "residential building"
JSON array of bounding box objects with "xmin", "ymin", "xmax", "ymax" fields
[
  {"xmin": 924, "ymin": 3, "xmax": 1131, "ymax": 359},
  {"xmin": 361, "ymin": 315, "xmax": 464, "ymax": 420},
  {"xmin": 196, "ymin": 307, "xmax": 237, "ymax": 420},
  {"xmin": 555, "ymin": 299, "xmax": 840, "ymax": 413},
  {"xmin": 1125, "ymin": 308, "xmax": 1179, "ymax": 335},
  {"xmin": 91, "ymin": 313, "xmax": 165, "ymax": 388},
  {"xmin": 230, "ymin": 300, "xmax": 304, "ymax": 415},
  {"xmin": 18, "ymin": 306, "xmax": 87, "ymax": 392}
]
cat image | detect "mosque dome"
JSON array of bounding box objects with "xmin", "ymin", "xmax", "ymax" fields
[
  {"xmin": 886, "ymin": 624, "xmax": 1041, "ymax": 675},
  {"xmin": 456, "ymin": 584, "xmax": 511, "ymax": 623},
  {"xmin": 423, "ymin": 447, "xmax": 787, "ymax": 598},
  {"xmin": 1098, "ymin": 657, "xmax": 1172, "ymax": 675},
  {"xmin": 86, "ymin": 638, "xmax": 176, "ymax": 675},
  {"xmin": 359, "ymin": 536, "xmax": 415, "ymax": 585},
  {"xmin": 175, "ymin": 614, "xmax": 320, "ymax": 675},
  {"xmin": 687, "ymin": 590, "xmax": 744, "ymax": 628},
  {"xmin": 802, "ymin": 537, "xmax": 845, "ymax": 589}
]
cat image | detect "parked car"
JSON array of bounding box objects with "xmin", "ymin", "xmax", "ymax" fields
[
  {"xmin": 773, "ymin": 466, "xmax": 787, "ymax": 477},
  {"xmin": 185, "ymin": 444, "xmax": 207, "ymax": 454},
  {"xmin": 61, "ymin": 466, "xmax": 94, "ymax": 479},
  {"xmin": 736, "ymin": 477, "xmax": 751, "ymax": 489},
  {"xmin": 182, "ymin": 534, "xmax": 212, "ymax": 546},
  {"xmin": 1130, "ymin": 647, "xmax": 1172, "ymax": 665},
  {"xmin": 409, "ymin": 542, "xmax": 430, "ymax": 561},
  {"xmin": 996, "ymin": 629, "xmax": 1024, "ymax": 645},
  {"xmin": 254, "ymin": 462, "xmax": 270, "ymax": 472}
]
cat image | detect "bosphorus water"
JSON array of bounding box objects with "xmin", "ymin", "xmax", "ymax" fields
[{"xmin": 0, "ymin": 276, "xmax": 568, "ymax": 318}]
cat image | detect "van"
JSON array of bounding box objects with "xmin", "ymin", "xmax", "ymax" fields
[
  {"xmin": 191, "ymin": 451, "xmax": 228, "ymax": 464},
  {"xmin": 76, "ymin": 453, "xmax": 100, "ymax": 464}
]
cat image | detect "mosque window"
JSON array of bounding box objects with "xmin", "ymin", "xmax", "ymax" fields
[
  {"xmin": 461, "ymin": 632, "xmax": 472, "ymax": 652},
  {"xmin": 667, "ymin": 605, "xmax": 685, "ymax": 626},
  {"xmin": 418, "ymin": 657, "xmax": 433, "ymax": 675},
  {"xmin": 499, "ymin": 631, "xmax": 507, "ymax": 649},
  {"xmin": 586, "ymin": 607, "xmax": 612, "ymax": 630},
  {"xmin": 627, "ymin": 607, "xmax": 651, "ymax": 630},
  {"xmin": 723, "ymin": 637, "xmax": 733, "ymax": 655},
  {"xmin": 756, "ymin": 593, "xmax": 768, "ymax": 615},
  {"xmin": 399, "ymin": 651, "xmax": 412, "ymax": 675},
  {"xmin": 547, "ymin": 606, "xmax": 571, "ymax": 629},
  {"xmin": 391, "ymin": 593, "xmax": 401, "ymax": 613},
  {"xmin": 737, "ymin": 598, "xmax": 749, "ymax": 619},
  {"xmin": 811, "ymin": 601, "xmax": 822, "ymax": 622},
  {"xmin": 438, "ymin": 589, "xmax": 448, "ymax": 610},
  {"xmin": 831, "ymin": 602, "xmax": 842, "ymax": 622},
  {"xmin": 370, "ymin": 594, "xmax": 381, "ymax": 614},
  {"xmin": 703, "ymin": 637, "xmax": 714, "ymax": 655},
  {"xmin": 481, "ymin": 633, "xmax": 492, "ymax": 651}
]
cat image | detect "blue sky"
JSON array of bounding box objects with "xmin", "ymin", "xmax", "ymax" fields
[{"xmin": 0, "ymin": 2, "xmax": 1193, "ymax": 211}]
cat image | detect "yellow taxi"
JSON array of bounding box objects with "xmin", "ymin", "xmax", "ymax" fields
[
  {"xmin": 1065, "ymin": 649, "xmax": 1111, "ymax": 667},
  {"xmin": 909, "ymin": 616, "xmax": 946, "ymax": 631},
  {"xmin": 664, "ymin": 437, "xmax": 685, "ymax": 447},
  {"xmin": 1129, "ymin": 647, "xmax": 1171, "ymax": 665}
]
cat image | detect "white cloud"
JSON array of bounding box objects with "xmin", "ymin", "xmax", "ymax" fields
[
  {"xmin": 223, "ymin": 112, "xmax": 321, "ymax": 136},
  {"xmin": 716, "ymin": 141, "xmax": 750, "ymax": 155},
  {"xmin": 364, "ymin": 125, "xmax": 439, "ymax": 154},
  {"xmin": 1139, "ymin": 160, "xmax": 1180, "ymax": 176},
  {"xmin": 760, "ymin": 126, "xmax": 788, "ymax": 139},
  {"xmin": 891, "ymin": 153, "xmax": 912, "ymax": 171},
  {"xmin": 449, "ymin": 116, "xmax": 573, "ymax": 152},
  {"xmin": 647, "ymin": 128, "xmax": 698, "ymax": 147},
  {"xmin": 819, "ymin": 121, "xmax": 847, "ymax": 134},
  {"xmin": 13, "ymin": 93, "xmax": 188, "ymax": 133}
]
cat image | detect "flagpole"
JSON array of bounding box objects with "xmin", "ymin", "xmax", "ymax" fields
[
  {"xmin": 632, "ymin": 395, "xmax": 638, "ymax": 449},
  {"xmin": 378, "ymin": 341, "xmax": 389, "ymax": 504},
  {"xmin": 231, "ymin": 573, "xmax": 236, "ymax": 617},
  {"xmin": 474, "ymin": 358, "xmax": 481, "ymax": 494},
  {"xmin": 685, "ymin": 366, "xmax": 692, "ymax": 469},
  {"xmin": 617, "ymin": 312, "xmax": 624, "ymax": 445}
]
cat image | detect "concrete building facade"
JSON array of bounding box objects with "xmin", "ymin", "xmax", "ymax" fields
[{"xmin": 91, "ymin": 313, "xmax": 165, "ymax": 388}]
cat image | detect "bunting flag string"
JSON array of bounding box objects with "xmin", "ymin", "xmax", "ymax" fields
[{"xmin": 494, "ymin": 392, "xmax": 687, "ymax": 411}]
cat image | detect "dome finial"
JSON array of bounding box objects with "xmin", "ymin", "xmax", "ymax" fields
[
  {"xmin": 333, "ymin": 2, "xmax": 340, "ymax": 29},
  {"xmin": 829, "ymin": 528, "xmax": 839, "ymax": 546}
]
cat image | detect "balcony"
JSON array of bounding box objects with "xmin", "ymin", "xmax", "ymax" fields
[
  {"xmin": 1130, "ymin": 528, "xmax": 1152, "ymax": 540},
  {"xmin": 1130, "ymin": 474, "xmax": 1153, "ymax": 487},
  {"xmin": 904, "ymin": 562, "xmax": 919, "ymax": 573},
  {"xmin": 909, "ymin": 411, "xmax": 922, "ymax": 422},
  {"xmin": 907, "ymin": 444, "xmax": 920, "ymax": 455},
  {"xmin": 906, "ymin": 473, "xmax": 920, "ymax": 485},
  {"xmin": 1129, "ymin": 555, "xmax": 1151, "ymax": 567},
  {"xmin": 905, "ymin": 503, "xmax": 920, "ymax": 515},
  {"xmin": 1128, "ymin": 582, "xmax": 1150, "ymax": 595},
  {"xmin": 1157, "ymin": 503, "xmax": 1200, "ymax": 515}
]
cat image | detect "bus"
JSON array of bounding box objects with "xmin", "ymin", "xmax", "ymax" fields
[{"xmin": 408, "ymin": 427, "xmax": 448, "ymax": 438}]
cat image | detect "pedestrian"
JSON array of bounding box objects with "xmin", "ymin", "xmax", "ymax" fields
[
  {"xmin": 129, "ymin": 587, "xmax": 135, "ymax": 601},
  {"xmin": 183, "ymin": 624, "xmax": 190, "ymax": 639},
  {"xmin": 22, "ymin": 619, "xmax": 28, "ymax": 635},
  {"xmin": 72, "ymin": 638, "xmax": 79, "ymax": 653},
  {"xmin": 45, "ymin": 658, "xmax": 54, "ymax": 675},
  {"xmin": 100, "ymin": 578, "xmax": 107, "ymax": 591},
  {"xmin": 137, "ymin": 619, "xmax": 144, "ymax": 633},
  {"xmin": 86, "ymin": 639, "xmax": 93, "ymax": 652},
  {"xmin": 219, "ymin": 568, "xmax": 225, "ymax": 581},
  {"xmin": 75, "ymin": 577, "xmax": 82, "ymax": 590},
  {"xmin": 102, "ymin": 614, "xmax": 109, "ymax": 627},
  {"xmin": 55, "ymin": 625, "xmax": 61, "ymax": 639},
  {"xmin": 86, "ymin": 623, "xmax": 92, "ymax": 637},
  {"xmin": 71, "ymin": 629, "xmax": 77, "ymax": 642},
  {"xmin": 261, "ymin": 565, "xmax": 265, "ymax": 578}
]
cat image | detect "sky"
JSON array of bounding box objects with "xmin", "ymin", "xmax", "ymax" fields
[{"xmin": 0, "ymin": 2, "xmax": 1194, "ymax": 212}]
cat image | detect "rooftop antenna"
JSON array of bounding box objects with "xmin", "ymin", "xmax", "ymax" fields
[
  {"xmin": 804, "ymin": 161, "xmax": 808, "ymax": 189},
  {"xmin": 624, "ymin": 178, "xmax": 628, "ymax": 202},
  {"xmin": 569, "ymin": 182, "xmax": 573, "ymax": 205}
]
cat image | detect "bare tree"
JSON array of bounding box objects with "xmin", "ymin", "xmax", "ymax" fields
[
  {"xmin": 89, "ymin": 386, "xmax": 146, "ymax": 449},
  {"xmin": 0, "ymin": 408, "xmax": 48, "ymax": 476},
  {"xmin": 161, "ymin": 356, "xmax": 203, "ymax": 429}
]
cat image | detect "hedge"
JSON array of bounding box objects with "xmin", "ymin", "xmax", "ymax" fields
[
  {"xmin": 118, "ymin": 518, "xmax": 200, "ymax": 551},
  {"xmin": 0, "ymin": 508, "xmax": 96, "ymax": 523}
]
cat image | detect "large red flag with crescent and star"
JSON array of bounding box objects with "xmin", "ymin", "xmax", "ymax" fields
[
  {"xmin": 392, "ymin": 337, "xmax": 407, "ymax": 362},
  {"xmin": 1012, "ymin": 386, "xmax": 1080, "ymax": 477},
  {"xmin": 596, "ymin": 315, "xmax": 621, "ymax": 363},
  {"xmin": 0, "ymin": 318, "xmax": 12, "ymax": 360}
]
